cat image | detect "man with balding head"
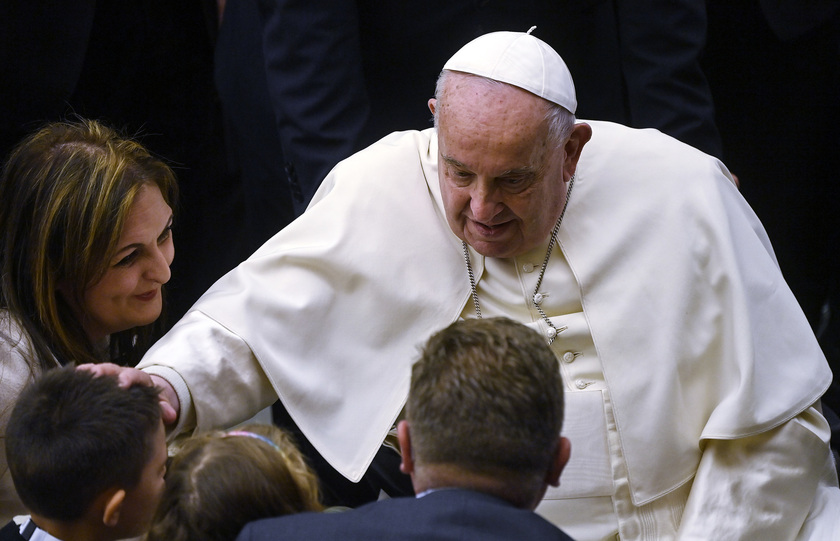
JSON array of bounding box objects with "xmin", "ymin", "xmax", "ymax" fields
[{"xmin": 98, "ymin": 30, "xmax": 838, "ymax": 539}]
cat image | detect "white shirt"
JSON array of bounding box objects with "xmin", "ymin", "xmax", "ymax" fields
[{"xmin": 19, "ymin": 518, "xmax": 60, "ymax": 541}]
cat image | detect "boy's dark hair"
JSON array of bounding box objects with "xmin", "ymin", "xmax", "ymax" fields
[{"xmin": 5, "ymin": 366, "xmax": 161, "ymax": 521}]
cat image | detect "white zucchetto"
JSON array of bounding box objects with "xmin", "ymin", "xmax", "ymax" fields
[{"xmin": 442, "ymin": 28, "xmax": 578, "ymax": 113}]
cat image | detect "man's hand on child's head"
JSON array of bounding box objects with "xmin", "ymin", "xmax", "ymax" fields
[{"xmin": 76, "ymin": 363, "xmax": 179, "ymax": 425}]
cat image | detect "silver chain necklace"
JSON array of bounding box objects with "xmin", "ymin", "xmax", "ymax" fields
[{"xmin": 462, "ymin": 174, "xmax": 575, "ymax": 345}]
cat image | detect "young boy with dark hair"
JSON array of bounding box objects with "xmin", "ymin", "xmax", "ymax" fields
[{"xmin": 1, "ymin": 366, "xmax": 166, "ymax": 541}]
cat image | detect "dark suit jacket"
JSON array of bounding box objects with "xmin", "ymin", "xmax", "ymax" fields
[
  {"xmin": 236, "ymin": 489, "xmax": 574, "ymax": 541},
  {"xmin": 0, "ymin": 521, "xmax": 24, "ymax": 541}
]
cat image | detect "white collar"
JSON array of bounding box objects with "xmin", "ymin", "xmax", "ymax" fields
[{"xmin": 20, "ymin": 519, "xmax": 62, "ymax": 541}]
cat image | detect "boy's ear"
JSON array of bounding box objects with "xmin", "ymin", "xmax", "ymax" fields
[{"xmin": 102, "ymin": 489, "xmax": 126, "ymax": 527}]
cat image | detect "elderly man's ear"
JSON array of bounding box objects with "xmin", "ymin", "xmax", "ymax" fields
[
  {"xmin": 563, "ymin": 123, "xmax": 592, "ymax": 182},
  {"xmin": 547, "ymin": 436, "xmax": 572, "ymax": 487}
]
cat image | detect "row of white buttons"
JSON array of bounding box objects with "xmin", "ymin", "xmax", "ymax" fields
[
  {"xmin": 523, "ymin": 257, "xmax": 591, "ymax": 389},
  {"xmin": 524, "ymin": 256, "xmax": 597, "ymax": 392}
]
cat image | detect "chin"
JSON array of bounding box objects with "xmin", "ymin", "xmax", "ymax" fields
[
  {"xmin": 471, "ymin": 242, "xmax": 519, "ymax": 259},
  {"xmin": 464, "ymin": 230, "xmax": 524, "ymax": 259},
  {"xmin": 136, "ymin": 315, "xmax": 160, "ymax": 328},
  {"xmin": 125, "ymin": 312, "xmax": 161, "ymax": 332}
]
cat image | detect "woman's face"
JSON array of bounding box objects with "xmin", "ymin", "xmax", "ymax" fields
[{"xmin": 79, "ymin": 183, "xmax": 174, "ymax": 342}]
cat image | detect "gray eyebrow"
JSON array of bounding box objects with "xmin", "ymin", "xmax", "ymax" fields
[
  {"xmin": 440, "ymin": 155, "xmax": 469, "ymax": 169},
  {"xmin": 441, "ymin": 155, "xmax": 536, "ymax": 178}
]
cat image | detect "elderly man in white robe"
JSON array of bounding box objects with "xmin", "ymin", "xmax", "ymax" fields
[{"xmin": 93, "ymin": 30, "xmax": 839, "ymax": 540}]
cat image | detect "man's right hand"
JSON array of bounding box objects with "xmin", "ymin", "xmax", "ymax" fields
[{"xmin": 77, "ymin": 363, "xmax": 180, "ymax": 426}]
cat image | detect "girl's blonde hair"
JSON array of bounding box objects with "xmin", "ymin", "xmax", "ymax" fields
[
  {"xmin": 145, "ymin": 424, "xmax": 323, "ymax": 541},
  {"xmin": 0, "ymin": 119, "xmax": 178, "ymax": 367}
]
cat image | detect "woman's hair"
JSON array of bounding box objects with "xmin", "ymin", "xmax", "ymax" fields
[
  {"xmin": 0, "ymin": 119, "xmax": 178, "ymax": 368},
  {"xmin": 145, "ymin": 423, "xmax": 322, "ymax": 541}
]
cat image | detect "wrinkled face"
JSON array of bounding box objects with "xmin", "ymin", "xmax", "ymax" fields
[
  {"xmin": 117, "ymin": 419, "xmax": 167, "ymax": 538},
  {"xmin": 80, "ymin": 183, "xmax": 174, "ymax": 342},
  {"xmin": 434, "ymin": 76, "xmax": 569, "ymax": 259}
]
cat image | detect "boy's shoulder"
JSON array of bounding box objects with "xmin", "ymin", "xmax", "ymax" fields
[{"xmin": 0, "ymin": 520, "xmax": 25, "ymax": 541}]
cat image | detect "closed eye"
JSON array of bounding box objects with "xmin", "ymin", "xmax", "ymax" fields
[
  {"xmin": 499, "ymin": 175, "xmax": 534, "ymax": 192},
  {"xmin": 115, "ymin": 250, "xmax": 139, "ymax": 267},
  {"xmin": 157, "ymin": 224, "xmax": 173, "ymax": 244}
]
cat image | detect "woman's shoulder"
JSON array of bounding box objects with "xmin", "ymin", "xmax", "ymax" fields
[
  {"xmin": 0, "ymin": 311, "xmax": 29, "ymax": 356},
  {"xmin": 0, "ymin": 311, "xmax": 40, "ymax": 388},
  {"xmin": 0, "ymin": 312, "xmax": 26, "ymax": 353}
]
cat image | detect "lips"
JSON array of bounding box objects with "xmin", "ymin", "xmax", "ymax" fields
[
  {"xmin": 134, "ymin": 289, "xmax": 158, "ymax": 302},
  {"xmin": 470, "ymin": 219, "xmax": 512, "ymax": 237}
]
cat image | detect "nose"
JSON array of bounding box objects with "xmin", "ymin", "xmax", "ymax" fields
[
  {"xmin": 145, "ymin": 245, "xmax": 172, "ymax": 284},
  {"xmin": 469, "ymin": 180, "xmax": 502, "ymax": 223}
]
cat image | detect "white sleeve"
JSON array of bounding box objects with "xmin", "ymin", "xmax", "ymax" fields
[
  {"xmin": 138, "ymin": 310, "xmax": 279, "ymax": 437},
  {"xmin": 677, "ymin": 404, "xmax": 838, "ymax": 540},
  {"xmin": 0, "ymin": 343, "xmax": 33, "ymax": 521}
]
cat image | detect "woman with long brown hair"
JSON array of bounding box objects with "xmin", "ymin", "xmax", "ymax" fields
[{"xmin": 0, "ymin": 119, "xmax": 178, "ymax": 520}]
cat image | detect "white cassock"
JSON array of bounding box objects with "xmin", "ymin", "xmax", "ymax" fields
[{"xmin": 139, "ymin": 122, "xmax": 840, "ymax": 540}]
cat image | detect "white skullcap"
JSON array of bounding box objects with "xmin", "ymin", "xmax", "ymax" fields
[{"xmin": 442, "ymin": 27, "xmax": 577, "ymax": 113}]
